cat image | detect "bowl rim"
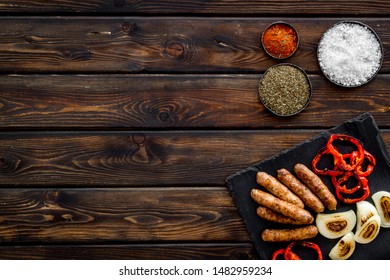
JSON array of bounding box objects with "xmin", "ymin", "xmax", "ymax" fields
[
  {"xmin": 317, "ymin": 20, "xmax": 384, "ymax": 88},
  {"xmin": 258, "ymin": 63, "xmax": 312, "ymax": 117},
  {"xmin": 261, "ymin": 21, "xmax": 300, "ymax": 60}
]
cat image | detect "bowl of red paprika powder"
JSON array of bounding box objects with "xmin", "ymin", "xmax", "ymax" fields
[{"xmin": 261, "ymin": 21, "xmax": 299, "ymax": 59}]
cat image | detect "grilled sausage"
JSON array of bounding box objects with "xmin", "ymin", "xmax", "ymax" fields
[
  {"xmin": 261, "ymin": 225, "xmax": 319, "ymax": 242},
  {"xmin": 256, "ymin": 206, "xmax": 309, "ymax": 225},
  {"xmin": 256, "ymin": 171, "xmax": 304, "ymax": 208},
  {"xmin": 294, "ymin": 163, "xmax": 337, "ymax": 211},
  {"xmin": 250, "ymin": 188, "xmax": 314, "ymax": 224},
  {"xmin": 277, "ymin": 168, "xmax": 325, "ymax": 213}
]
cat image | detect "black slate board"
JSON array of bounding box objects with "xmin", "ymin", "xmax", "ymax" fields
[{"xmin": 226, "ymin": 113, "xmax": 390, "ymax": 260}]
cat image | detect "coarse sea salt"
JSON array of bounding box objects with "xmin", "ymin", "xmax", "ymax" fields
[{"xmin": 318, "ymin": 22, "xmax": 382, "ymax": 87}]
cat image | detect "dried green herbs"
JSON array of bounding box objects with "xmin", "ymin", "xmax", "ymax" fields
[{"xmin": 259, "ymin": 64, "xmax": 311, "ymax": 116}]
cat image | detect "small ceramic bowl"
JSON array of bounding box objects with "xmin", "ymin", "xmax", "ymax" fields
[
  {"xmin": 317, "ymin": 21, "xmax": 383, "ymax": 87},
  {"xmin": 258, "ymin": 63, "xmax": 312, "ymax": 117},
  {"xmin": 261, "ymin": 21, "xmax": 300, "ymax": 59}
]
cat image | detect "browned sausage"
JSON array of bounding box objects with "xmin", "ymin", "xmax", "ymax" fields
[
  {"xmin": 294, "ymin": 163, "xmax": 337, "ymax": 211},
  {"xmin": 256, "ymin": 171, "xmax": 304, "ymax": 208},
  {"xmin": 277, "ymin": 168, "xmax": 325, "ymax": 213},
  {"xmin": 250, "ymin": 188, "xmax": 314, "ymax": 224},
  {"xmin": 261, "ymin": 225, "xmax": 319, "ymax": 242},
  {"xmin": 256, "ymin": 206, "xmax": 309, "ymax": 225}
]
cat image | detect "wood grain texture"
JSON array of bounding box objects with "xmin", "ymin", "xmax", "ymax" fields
[
  {"xmin": 0, "ymin": 188, "xmax": 248, "ymax": 244},
  {"xmin": 0, "ymin": 17, "xmax": 388, "ymax": 73},
  {"xmin": 0, "ymin": 74, "xmax": 389, "ymax": 129},
  {"xmin": 1, "ymin": 131, "xmax": 389, "ymax": 186},
  {"xmin": 0, "ymin": 0, "xmax": 389, "ymax": 261},
  {"xmin": 1, "ymin": 0, "xmax": 389, "ymax": 15},
  {"xmin": 0, "ymin": 243, "xmax": 256, "ymax": 260}
]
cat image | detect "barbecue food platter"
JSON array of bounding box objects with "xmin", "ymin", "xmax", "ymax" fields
[{"xmin": 226, "ymin": 113, "xmax": 390, "ymax": 259}]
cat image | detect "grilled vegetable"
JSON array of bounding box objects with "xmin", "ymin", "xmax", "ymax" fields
[
  {"xmin": 356, "ymin": 201, "xmax": 379, "ymax": 230},
  {"xmin": 372, "ymin": 191, "xmax": 390, "ymax": 228},
  {"xmin": 354, "ymin": 214, "xmax": 381, "ymax": 244},
  {"xmin": 316, "ymin": 210, "xmax": 356, "ymax": 239},
  {"xmin": 329, "ymin": 232, "xmax": 356, "ymax": 260}
]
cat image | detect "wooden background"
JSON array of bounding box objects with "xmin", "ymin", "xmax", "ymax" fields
[{"xmin": 0, "ymin": 1, "xmax": 389, "ymax": 259}]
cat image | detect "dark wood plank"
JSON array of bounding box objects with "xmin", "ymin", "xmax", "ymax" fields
[
  {"xmin": 1, "ymin": 1, "xmax": 389, "ymax": 15},
  {"xmin": 0, "ymin": 243, "xmax": 256, "ymax": 260},
  {"xmin": 1, "ymin": 131, "xmax": 389, "ymax": 186},
  {"xmin": 0, "ymin": 188, "xmax": 248, "ymax": 244},
  {"xmin": 0, "ymin": 17, "xmax": 388, "ymax": 73},
  {"xmin": 0, "ymin": 74, "xmax": 389, "ymax": 129}
]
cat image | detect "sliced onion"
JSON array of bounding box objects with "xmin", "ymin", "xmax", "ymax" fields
[
  {"xmin": 356, "ymin": 201, "xmax": 379, "ymax": 230},
  {"xmin": 354, "ymin": 214, "xmax": 381, "ymax": 244},
  {"xmin": 372, "ymin": 191, "xmax": 390, "ymax": 228},
  {"xmin": 329, "ymin": 232, "xmax": 356, "ymax": 260},
  {"xmin": 316, "ymin": 210, "xmax": 356, "ymax": 239}
]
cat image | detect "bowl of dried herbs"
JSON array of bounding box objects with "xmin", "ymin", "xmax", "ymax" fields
[{"xmin": 258, "ymin": 63, "xmax": 312, "ymax": 117}]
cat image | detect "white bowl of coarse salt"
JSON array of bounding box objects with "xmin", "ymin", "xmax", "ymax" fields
[{"xmin": 317, "ymin": 21, "xmax": 383, "ymax": 87}]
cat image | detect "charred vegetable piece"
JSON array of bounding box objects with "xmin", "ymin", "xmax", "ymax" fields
[
  {"xmin": 271, "ymin": 241, "xmax": 322, "ymax": 260},
  {"xmin": 372, "ymin": 191, "xmax": 390, "ymax": 228},
  {"xmin": 354, "ymin": 215, "xmax": 381, "ymax": 244},
  {"xmin": 284, "ymin": 241, "xmax": 323, "ymax": 260},
  {"xmin": 329, "ymin": 232, "xmax": 356, "ymax": 260},
  {"xmin": 311, "ymin": 134, "xmax": 376, "ymax": 204},
  {"xmin": 316, "ymin": 210, "xmax": 356, "ymax": 239},
  {"xmin": 356, "ymin": 201, "xmax": 379, "ymax": 230},
  {"xmin": 271, "ymin": 248, "xmax": 301, "ymax": 260}
]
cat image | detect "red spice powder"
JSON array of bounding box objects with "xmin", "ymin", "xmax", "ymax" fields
[{"xmin": 262, "ymin": 23, "xmax": 298, "ymax": 59}]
